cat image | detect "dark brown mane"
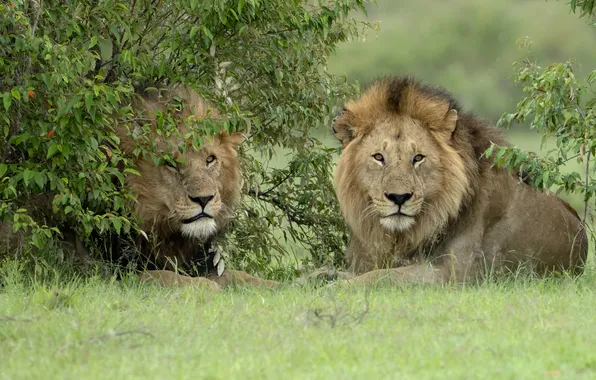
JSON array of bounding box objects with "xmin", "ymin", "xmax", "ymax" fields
[
  {"xmin": 381, "ymin": 75, "xmax": 461, "ymax": 113},
  {"xmin": 366, "ymin": 75, "xmax": 509, "ymax": 160}
]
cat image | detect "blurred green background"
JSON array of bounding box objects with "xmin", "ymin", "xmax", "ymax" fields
[{"xmin": 324, "ymin": 0, "xmax": 596, "ymax": 210}]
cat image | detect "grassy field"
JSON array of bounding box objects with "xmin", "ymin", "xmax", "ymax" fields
[
  {"xmin": 1, "ymin": 264, "xmax": 596, "ymax": 380},
  {"xmin": 3, "ymin": 2, "xmax": 596, "ymax": 378}
]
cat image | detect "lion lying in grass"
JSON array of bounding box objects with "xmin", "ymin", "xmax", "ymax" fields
[
  {"xmin": 118, "ymin": 85, "xmax": 278, "ymax": 290},
  {"xmin": 1, "ymin": 85, "xmax": 277, "ymax": 290},
  {"xmin": 327, "ymin": 75, "xmax": 588, "ymax": 285}
]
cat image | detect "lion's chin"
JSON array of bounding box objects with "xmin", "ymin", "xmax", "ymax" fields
[
  {"xmin": 179, "ymin": 219, "xmax": 218, "ymax": 240},
  {"xmin": 379, "ymin": 216, "xmax": 416, "ymax": 232}
]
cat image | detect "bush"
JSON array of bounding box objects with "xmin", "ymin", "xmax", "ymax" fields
[
  {"xmin": 491, "ymin": 1, "xmax": 595, "ymax": 241},
  {"xmin": 0, "ymin": 0, "xmax": 374, "ymax": 277}
]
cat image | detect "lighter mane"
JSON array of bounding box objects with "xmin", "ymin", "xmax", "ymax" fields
[{"xmin": 333, "ymin": 77, "xmax": 482, "ymax": 267}]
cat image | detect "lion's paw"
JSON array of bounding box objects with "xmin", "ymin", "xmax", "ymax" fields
[{"xmin": 139, "ymin": 270, "xmax": 222, "ymax": 291}]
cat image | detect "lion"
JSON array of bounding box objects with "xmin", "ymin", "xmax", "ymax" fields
[
  {"xmin": 115, "ymin": 85, "xmax": 278, "ymax": 290},
  {"xmin": 326, "ymin": 75, "xmax": 588, "ymax": 285},
  {"xmin": 0, "ymin": 85, "xmax": 277, "ymax": 290}
]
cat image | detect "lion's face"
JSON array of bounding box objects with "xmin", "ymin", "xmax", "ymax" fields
[
  {"xmin": 332, "ymin": 78, "xmax": 468, "ymax": 239},
  {"xmin": 125, "ymin": 132, "xmax": 243, "ymax": 241},
  {"xmin": 352, "ymin": 115, "xmax": 447, "ymax": 232},
  {"xmin": 117, "ymin": 86, "xmax": 244, "ymax": 242}
]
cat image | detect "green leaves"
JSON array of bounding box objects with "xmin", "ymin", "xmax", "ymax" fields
[
  {"xmin": 3, "ymin": 92, "xmax": 12, "ymax": 111},
  {"xmin": 497, "ymin": 46, "xmax": 595, "ymax": 224},
  {"xmin": 189, "ymin": 26, "xmax": 200, "ymax": 39},
  {"xmin": 569, "ymin": 0, "xmax": 596, "ymax": 17},
  {"xmin": 46, "ymin": 144, "xmax": 60, "ymax": 159},
  {"xmin": 0, "ymin": 0, "xmax": 371, "ymax": 276},
  {"xmin": 98, "ymin": 38, "xmax": 113, "ymax": 61},
  {"xmin": 11, "ymin": 88, "xmax": 21, "ymax": 100},
  {"xmin": 202, "ymin": 26, "xmax": 213, "ymax": 41}
]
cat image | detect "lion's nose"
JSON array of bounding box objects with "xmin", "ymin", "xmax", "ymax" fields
[
  {"xmin": 189, "ymin": 195, "xmax": 215, "ymax": 208},
  {"xmin": 384, "ymin": 192, "xmax": 413, "ymax": 206}
]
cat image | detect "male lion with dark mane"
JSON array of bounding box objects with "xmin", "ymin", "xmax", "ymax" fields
[
  {"xmin": 118, "ymin": 85, "xmax": 277, "ymax": 290},
  {"xmin": 328, "ymin": 75, "xmax": 588, "ymax": 285},
  {"xmin": 0, "ymin": 85, "xmax": 276, "ymax": 290}
]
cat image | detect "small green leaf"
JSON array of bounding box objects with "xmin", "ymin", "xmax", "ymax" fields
[
  {"xmin": 114, "ymin": 196, "xmax": 123, "ymax": 210},
  {"xmin": 123, "ymin": 168, "xmax": 140, "ymax": 176},
  {"xmin": 112, "ymin": 217, "xmax": 122, "ymax": 234},
  {"xmin": 47, "ymin": 144, "xmax": 60, "ymax": 159},
  {"xmin": 189, "ymin": 26, "xmax": 199, "ymax": 39},
  {"xmin": 89, "ymin": 36, "xmax": 98, "ymax": 49},
  {"xmin": 542, "ymin": 171, "xmax": 549, "ymax": 187},
  {"xmin": 98, "ymin": 38, "xmax": 113, "ymax": 61},
  {"xmin": 23, "ymin": 169, "xmax": 32, "ymax": 186},
  {"xmin": 495, "ymin": 147, "xmax": 506, "ymax": 164},
  {"xmin": 150, "ymin": 154, "xmax": 160, "ymax": 167},
  {"xmin": 0, "ymin": 163, "xmax": 7, "ymax": 178},
  {"xmin": 106, "ymin": 92, "xmax": 118, "ymax": 107},
  {"xmin": 202, "ymin": 26, "xmax": 213, "ymax": 40},
  {"xmin": 33, "ymin": 172, "xmax": 45, "ymax": 189},
  {"xmin": 484, "ymin": 144, "xmax": 494, "ymax": 159},
  {"xmin": 105, "ymin": 167, "xmax": 125, "ymax": 186},
  {"xmin": 3, "ymin": 92, "xmax": 11, "ymax": 111},
  {"xmin": 11, "ymin": 88, "xmax": 20, "ymax": 100},
  {"xmin": 85, "ymin": 92, "xmax": 94, "ymax": 114},
  {"xmin": 31, "ymin": 233, "xmax": 41, "ymax": 248}
]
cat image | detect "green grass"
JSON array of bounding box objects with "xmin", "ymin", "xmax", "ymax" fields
[{"xmin": 2, "ymin": 265, "xmax": 596, "ymax": 379}]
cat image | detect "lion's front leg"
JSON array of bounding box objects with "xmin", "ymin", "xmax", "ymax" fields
[
  {"xmin": 341, "ymin": 263, "xmax": 447, "ymax": 286},
  {"xmin": 207, "ymin": 269, "xmax": 280, "ymax": 289},
  {"xmin": 139, "ymin": 270, "xmax": 222, "ymax": 291}
]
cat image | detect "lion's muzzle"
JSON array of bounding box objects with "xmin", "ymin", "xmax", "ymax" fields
[{"xmin": 179, "ymin": 192, "xmax": 220, "ymax": 239}]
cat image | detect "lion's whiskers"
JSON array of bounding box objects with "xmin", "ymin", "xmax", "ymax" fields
[{"xmin": 360, "ymin": 204, "xmax": 379, "ymax": 223}]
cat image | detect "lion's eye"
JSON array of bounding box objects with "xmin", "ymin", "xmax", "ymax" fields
[
  {"xmin": 413, "ymin": 154, "xmax": 425, "ymax": 164},
  {"xmin": 206, "ymin": 155, "xmax": 216, "ymax": 165},
  {"xmin": 372, "ymin": 153, "xmax": 384, "ymax": 162}
]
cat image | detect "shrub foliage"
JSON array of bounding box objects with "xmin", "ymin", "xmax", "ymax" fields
[
  {"xmin": 0, "ymin": 0, "xmax": 374, "ymax": 277},
  {"xmin": 490, "ymin": 1, "xmax": 595, "ymax": 239}
]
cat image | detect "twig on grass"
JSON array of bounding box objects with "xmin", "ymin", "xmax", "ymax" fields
[
  {"xmin": 307, "ymin": 288, "xmax": 371, "ymax": 328},
  {"xmin": 58, "ymin": 329, "xmax": 155, "ymax": 352},
  {"xmin": 0, "ymin": 316, "xmax": 37, "ymax": 323}
]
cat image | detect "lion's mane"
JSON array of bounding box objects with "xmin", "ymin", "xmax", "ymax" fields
[
  {"xmin": 333, "ymin": 76, "xmax": 587, "ymax": 276},
  {"xmin": 115, "ymin": 85, "xmax": 243, "ymax": 274}
]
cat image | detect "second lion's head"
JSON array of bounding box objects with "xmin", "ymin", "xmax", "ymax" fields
[
  {"xmin": 333, "ymin": 76, "xmax": 474, "ymax": 244},
  {"xmin": 116, "ymin": 85, "xmax": 243, "ymax": 241}
]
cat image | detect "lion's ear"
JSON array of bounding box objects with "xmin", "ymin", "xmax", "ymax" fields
[
  {"xmin": 221, "ymin": 131, "xmax": 245, "ymax": 149},
  {"xmin": 332, "ymin": 120, "xmax": 355, "ymax": 148},
  {"xmin": 229, "ymin": 131, "xmax": 245, "ymax": 146},
  {"xmin": 445, "ymin": 109, "xmax": 458, "ymax": 132},
  {"xmin": 431, "ymin": 109, "xmax": 458, "ymax": 142}
]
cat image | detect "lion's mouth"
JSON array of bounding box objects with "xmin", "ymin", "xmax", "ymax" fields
[
  {"xmin": 385, "ymin": 210, "xmax": 415, "ymax": 218},
  {"xmin": 182, "ymin": 213, "xmax": 213, "ymax": 224}
]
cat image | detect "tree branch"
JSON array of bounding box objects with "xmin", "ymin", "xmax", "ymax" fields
[
  {"xmin": 259, "ymin": 172, "xmax": 292, "ymax": 197},
  {"xmin": 30, "ymin": 0, "xmax": 43, "ymax": 37},
  {"xmin": 584, "ymin": 150, "xmax": 591, "ymax": 224}
]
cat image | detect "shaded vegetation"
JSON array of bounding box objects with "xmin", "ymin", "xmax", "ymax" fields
[{"xmin": 0, "ymin": 0, "xmax": 374, "ymax": 277}]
